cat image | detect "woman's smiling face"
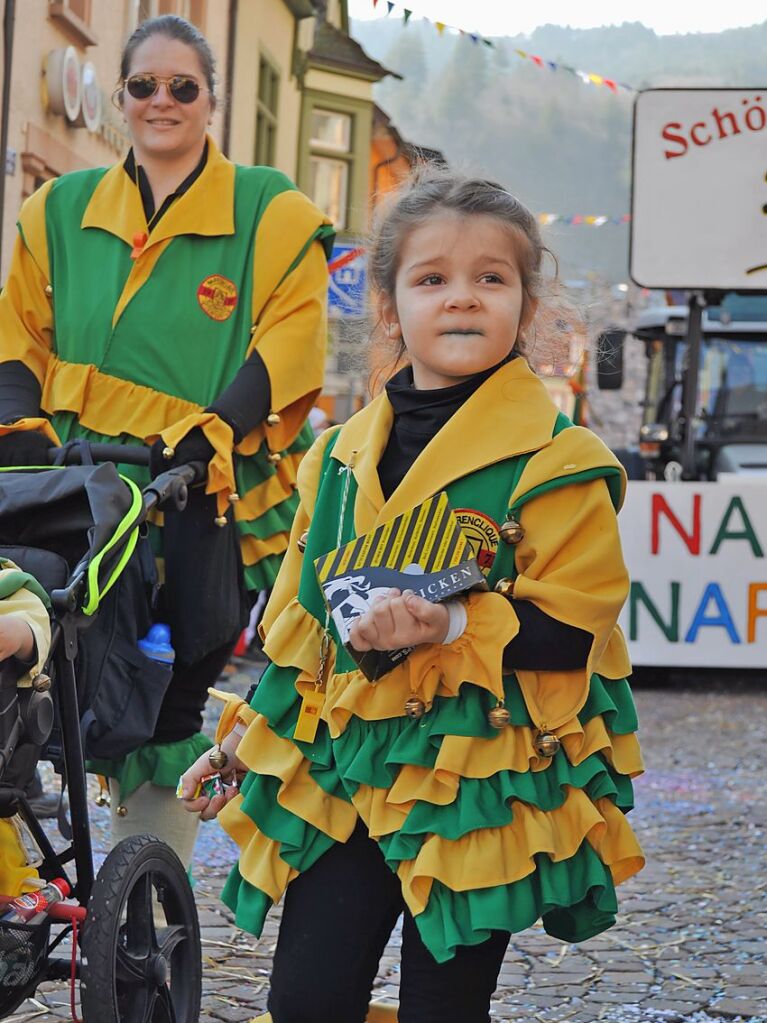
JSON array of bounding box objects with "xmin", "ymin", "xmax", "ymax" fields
[
  {"xmin": 383, "ymin": 211, "xmax": 533, "ymax": 389},
  {"xmin": 121, "ymin": 35, "xmax": 213, "ymax": 165}
]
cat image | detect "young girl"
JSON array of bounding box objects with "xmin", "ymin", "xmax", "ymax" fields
[{"xmin": 181, "ymin": 171, "xmax": 645, "ymax": 1023}]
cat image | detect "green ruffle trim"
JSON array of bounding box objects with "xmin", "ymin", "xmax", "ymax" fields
[
  {"xmin": 86, "ymin": 731, "xmax": 213, "ymax": 802},
  {"xmin": 230, "ymin": 662, "xmax": 638, "ymax": 958},
  {"xmin": 416, "ymin": 841, "xmax": 618, "ymax": 963},
  {"xmin": 244, "ymin": 555, "xmax": 283, "ymax": 593},
  {"xmin": 221, "ymin": 863, "xmax": 272, "ymax": 936},
  {"xmin": 236, "ymin": 495, "xmax": 299, "ymax": 541},
  {"xmin": 234, "ymin": 420, "xmax": 315, "ymax": 494}
]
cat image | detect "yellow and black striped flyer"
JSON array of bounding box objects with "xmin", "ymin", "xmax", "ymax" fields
[{"xmin": 314, "ymin": 492, "xmax": 487, "ymax": 680}]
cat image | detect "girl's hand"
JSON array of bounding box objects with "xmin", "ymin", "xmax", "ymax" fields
[
  {"xmin": 178, "ymin": 730, "xmax": 246, "ymax": 821},
  {"xmin": 348, "ymin": 589, "xmax": 449, "ymax": 651},
  {"xmin": 0, "ymin": 617, "xmax": 35, "ymax": 662}
]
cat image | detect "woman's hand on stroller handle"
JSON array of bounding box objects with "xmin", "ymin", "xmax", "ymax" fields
[
  {"xmin": 178, "ymin": 730, "xmax": 245, "ymax": 821},
  {"xmin": 46, "ymin": 442, "xmax": 207, "ymax": 513}
]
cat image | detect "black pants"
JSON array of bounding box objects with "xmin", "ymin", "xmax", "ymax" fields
[
  {"xmin": 268, "ymin": 821, "xmax": 510, "ymax": 1023},
  {"xmin": 152, "ymin": 640, "xmax": 236, "ymax": 743}
]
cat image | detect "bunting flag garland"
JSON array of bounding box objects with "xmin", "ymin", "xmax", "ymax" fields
[
  {"xmin": 514, "ymin": 48, "xmax": 634, "ymax": 93},
  {"xmin": 367, "ymin": 0, "xmax": 637, "ymax": 93},
  {"xmin": 538, "ymin": 213, "xmax": 631, "ymax": 226},
  {"xmin": 371, "ymin": 0, "xmax": 495, "ymax": 46}
]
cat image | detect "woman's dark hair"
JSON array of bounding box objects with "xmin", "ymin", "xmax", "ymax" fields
[
  {"xmin": 120, "ymin": 15, "xmax": 217, "ymax": 99},
  {"xmin": 369, "ymin": 166, "xmax": 555, "ymax": 366}
]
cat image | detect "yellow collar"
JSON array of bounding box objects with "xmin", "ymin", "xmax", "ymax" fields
[
  {"xmin": 332, "ymin": 358, "xmax": 560, "ymax": 529},
  {"xmin": 80, "ymin": 133, "xmax": 235, "ymax": 248}
]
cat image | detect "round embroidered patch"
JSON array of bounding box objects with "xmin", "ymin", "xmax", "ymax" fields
[
  {"xmin": 197, "ymin": 274, "xmax": 238, "ymax": 321},
  {"xmin": 455, "ymin": 509, "xmax": 500, "ymax": 575}
]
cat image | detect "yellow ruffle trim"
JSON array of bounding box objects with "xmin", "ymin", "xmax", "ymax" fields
[
  {"xmin": 208, "ymin": 688, "xmax": 257, "ymax": 746},
  {"xmin": 218, "ymin": 794, "xmax": 299, "ymax": 902},
  {"xmin": 148, "ymin": 411, "xmax": 235, "ymax": 518},
  {"xmin": 233, "ymin": 452, "xmax": 303, "ymax": 523},
  {"xmin": 344, "ymin": 719, "xmax": 642, "ymax": 842},
  {"xmin": 0, "ymin": 416, "xmax": 61, "ymax": 445},
  {"xmin": 397, "ymin": 789, "xmax": 645, "ymax": 918},
  {"xmin": 236, "ymin": 713, "xmax": 357, "ymax": 840},
  {"xmin": 262, "ymin": 591, "xmax": 519, "ymax": 740},
  {"xmin": 242, "ymin": 531, "xmax": 289, "ymax": 568},
  {"xmin": 261, "ymin": 590, "xmax": 640, "ymax": 746},
  {"xmin": 41, "ymin": 355, "xmax": 199, "ymax": 440}
]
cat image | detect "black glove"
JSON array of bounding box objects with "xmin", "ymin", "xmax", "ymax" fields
[
  {"xmin": 0, "ymin": 430, "xmax": 55, "ymax": 467},
  {"xmin": 149, "ymin": 426, "xmax": 216, "ymax": 480}
]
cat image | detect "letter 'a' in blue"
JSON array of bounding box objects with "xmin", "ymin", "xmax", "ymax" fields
[{"xmin": 684, "ymin": 582, "xmax": 741, "ymax": 643}]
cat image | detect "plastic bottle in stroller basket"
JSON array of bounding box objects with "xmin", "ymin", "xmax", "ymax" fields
[
  {"xmin": 138, "ymin": 624, "xmax": 175, "ymax": 666},
  {"xmin": 1, "ymin": 878, "xmax": 70, "ymax": 923}
]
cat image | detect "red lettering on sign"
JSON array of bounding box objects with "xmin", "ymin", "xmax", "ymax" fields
[
  {"xmin": 651, "ymin": 493, "xmax": 701, "ymax": 555},
  {"xmin": 661, "ymin": 122, "xmax": 687, "ymax": 159}
]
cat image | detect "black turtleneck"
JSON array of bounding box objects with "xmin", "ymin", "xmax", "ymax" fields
[
  {"xmin": 378, "ymin": 362, "xmax": 501, "ymax": 501},
  {"xmin": 377, "ymin": 359, "xmax": 592, "ymax": 671}
]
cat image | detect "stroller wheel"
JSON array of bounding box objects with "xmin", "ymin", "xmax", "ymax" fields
[{"xmin": 80, "ymin": 833, "xmax": 201, "ymax": 1023}]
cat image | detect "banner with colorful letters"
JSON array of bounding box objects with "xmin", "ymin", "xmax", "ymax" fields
[{"xmin": 619, "ymin": 481, "xmax": 767, "ymax": 668}]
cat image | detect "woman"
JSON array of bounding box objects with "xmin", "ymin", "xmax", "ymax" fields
[{"xmin": 0, "ymin": 14, "xmax": 334, "ymax": 863}]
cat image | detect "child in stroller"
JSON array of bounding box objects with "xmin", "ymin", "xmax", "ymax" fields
[{"xmin": 0, "ymin": 557, "xmax": 51, "ymax": 897}]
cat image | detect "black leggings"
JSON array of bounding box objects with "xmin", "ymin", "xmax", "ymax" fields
[{"xmin": 268, "ymin": 821, "xmax": 510, "ymax": 1023}]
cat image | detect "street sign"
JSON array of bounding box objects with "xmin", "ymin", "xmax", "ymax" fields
[
  {"xmin": 328, "ymin": 243, "xmax": 367, "ymax": 319},
  {"xmin": 631, "ymin": 88, "xmax": 767, "ymax": 290}
]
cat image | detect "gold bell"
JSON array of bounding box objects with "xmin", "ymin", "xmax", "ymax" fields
[
  {"xmin": 266, "ymin": 452, "xmax": 282, "ymax": 465},
  {"xmin": 404, "ymin": 696, "xmax": 426, "ymax": 720},
  {"xmin": 162, "ymin": 445, "xmax": 175, "ymax": 460},
  {"xmin": 487, "ymin": 702, "xmax": 510, "ymax": 729},
  {"xmin": 266, "ymin": 412, "xmax": 281, "ymax": 427},
  {"xmin": 44, "ymin": 284, "xmax": 53, "ymax": 297},
  {"xmin": 534, "ymin": 731, "xmax": 561, "ymax": 758},
  {"xmin": 208, "ymin": 746, "xmax": 229, "ymax": 770},
  {"xmin": 494, "ymin": 578, "xmax": 515, "ymax": 599},
  {"xmin": 500, "ymin": 518, "xmax": 525, "ymax": 544},
  {"xmin": 214, "ymin": 515, "xmax": 228, "ymax": 528},
  {"xmin": 32, "ymin": 673, "xmax": 51, "ymax": 692},
  {"xmin": 116, "ymin": 805, "xmax": 128, "ymax": 817},
  {"xmin": 297, "ymin": 530, "xmax": 309, "ymax": 554},
  {"xmin": 228, "ymin": 491, "xmax": 240, "ymax": 503},
  {"xmin": 95, "ymin": 791, "xmax": 110, "ymax": 808}
]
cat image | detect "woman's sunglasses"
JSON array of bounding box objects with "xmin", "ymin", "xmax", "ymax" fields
[{"xmin": 124, "ymin": 73, "xmax": 204, "ymax": 104}]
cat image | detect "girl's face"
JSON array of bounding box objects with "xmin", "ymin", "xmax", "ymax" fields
[
  {"xmin": 383, "ymin": 211, "xmax": 534, "ymax": 390},
  {"xmin": 121, "ymin": 36, "xmax": 213, "ymax": 165}
]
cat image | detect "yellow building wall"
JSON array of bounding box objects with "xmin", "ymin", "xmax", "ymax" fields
[
  {"xmin": 303, "ymin": 68, "xmax": 372, "ymax": 103},
  {"xmin": 228, "ymin": 0, "xmax": 302, "ymax": 177}
]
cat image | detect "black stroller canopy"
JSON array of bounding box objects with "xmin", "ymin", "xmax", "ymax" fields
[{"xmin": 0, "ymin": 464, "xmax": 142, "ymax": 614}]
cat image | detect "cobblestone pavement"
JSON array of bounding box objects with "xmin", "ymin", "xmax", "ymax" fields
[{"xmin": 11, "ymin": 669, "xmax": 767, "ymax": 1023}]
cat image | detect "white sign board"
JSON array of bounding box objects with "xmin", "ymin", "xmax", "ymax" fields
[
  {"xmin": 630, "ymin": 88, "xmax": 767, "ymax": 290},
  {"xmin": 618, "ymin": 481, "xmax": 766, "ymax": 668}
]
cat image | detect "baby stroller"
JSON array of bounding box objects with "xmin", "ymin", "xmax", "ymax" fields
[{"xmin": 0, "ymin": 443, "xmax": 205, "ymax": 1022}]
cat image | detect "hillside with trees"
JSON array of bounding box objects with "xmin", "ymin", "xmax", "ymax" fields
[{"xmin": 353, "ymin": 18, "xmax": 767, "ymax": 282}]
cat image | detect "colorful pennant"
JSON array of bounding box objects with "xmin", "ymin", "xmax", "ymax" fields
[
  {"xmin": 514, "ymin": 48, "xmax": 634, "ymax": 93},
  {"xmin": 537, "ymin": 213, "xmax": 632, "ymax": 226},
  {"xmin": 367, "ymin": 1, "xmax": 637, "ymax": 93},
  {"xmin": 369, "ymin": 0, "xmax": 494, "ymax": 47}
]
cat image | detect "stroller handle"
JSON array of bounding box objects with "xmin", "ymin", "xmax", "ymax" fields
[
  {"xmin": 47, "ymin": 444, "xmax": 207, "ymax": 513},
  {"xmin": 49, "ymin": 443, "xmax": 151, "ymax": 466}
]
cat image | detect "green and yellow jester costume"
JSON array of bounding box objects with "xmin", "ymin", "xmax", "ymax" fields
[
  {"xmin": 212, "ymin": 358, "xmax": 645, "ymax": 965},
  {"xmin": 0, "ymin": 135, "xmax": 334, "ymax": 796}
]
